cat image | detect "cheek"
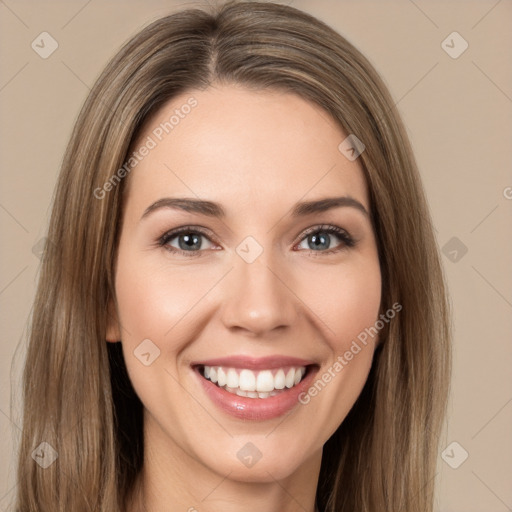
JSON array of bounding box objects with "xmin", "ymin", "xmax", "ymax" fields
[
  {"xmin": 291, "ymin": 256, "xmax": 381, "ymax": 434},
  {"xmin": 113, "ymin": 251, "xmax": 212, "ymax": 424},
  {"xmin": 297, "ymin": 256, "xmax": 382, "ymax": 349},
  {"xmin": 114, "ymin": 251, "xmax": 216, "ymax": 343}
]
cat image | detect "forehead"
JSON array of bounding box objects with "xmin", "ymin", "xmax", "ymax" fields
[{"xmin": 124, "ymin": 84, "xmax": 369, "ymax": 219}]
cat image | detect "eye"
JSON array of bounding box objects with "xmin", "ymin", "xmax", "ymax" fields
[
  {"xmin": 157, "ymin": 224, "xmax": 356, "ymax": 257},
  {"xmin": 295, "ymin": 225, "xmax": 355, "ymax": 254},
  {"xmin": 158, "ymin": 226, "xmax": 217, "ymax": 256}
]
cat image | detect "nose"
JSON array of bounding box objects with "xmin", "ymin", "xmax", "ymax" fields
[{"xmin": 220, "ymin": 254, "xmax": 298, "ymax": 337}]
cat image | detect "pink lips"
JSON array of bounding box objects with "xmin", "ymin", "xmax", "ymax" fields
[{"xmin": 191, "ymin": 355, "xmax": 319, "ymax": 421}]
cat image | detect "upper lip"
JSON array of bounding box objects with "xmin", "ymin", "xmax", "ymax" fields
[{"xmin": 191, "ymin": 355, "xmax": 316, "ymax": 370}]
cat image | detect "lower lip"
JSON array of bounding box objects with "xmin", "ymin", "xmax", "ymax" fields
[{"xmin": 194, "ymin": 366, "xmax": 318, "ymax": 421}]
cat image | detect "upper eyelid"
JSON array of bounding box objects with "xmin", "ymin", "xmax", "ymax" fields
[
  {"xmin": 297, "ymin": 224, "xmax": 349, "ymax": 237},
  {"xmin": 158, "ymin": 226, "xmax": 220, "ymax": 250}
]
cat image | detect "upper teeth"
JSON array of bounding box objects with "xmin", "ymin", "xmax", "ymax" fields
[{"xmin": 203, "ymin": 366, "xmax": 306, "ymax": 392}]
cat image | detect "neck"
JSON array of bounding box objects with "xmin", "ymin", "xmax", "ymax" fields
[
  {"xmin": 134, "ymin": 464, "xmax": 322, "ymax": 512},
  {"xmin": 130, "ymin": 415, "xmax": 322, "ymax": 512}
]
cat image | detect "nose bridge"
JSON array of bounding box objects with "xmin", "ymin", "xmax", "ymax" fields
[{"xmin": 220, "ymin": 245, "xmax": 297, "ymax": 335}]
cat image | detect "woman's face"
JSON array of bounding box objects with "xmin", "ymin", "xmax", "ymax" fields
[{"xmin": 108, "ymin": 84, "xmax": 381, "ymax": 482}]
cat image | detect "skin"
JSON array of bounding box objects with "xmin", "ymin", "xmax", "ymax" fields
[{"xmin": 107, "ymin": 83, "xmax": 382, "ymax": 512}]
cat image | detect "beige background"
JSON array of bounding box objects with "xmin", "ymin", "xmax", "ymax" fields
[{"xmin": 1, "ymin": 0, "xmax": 511, "ymax": 510}]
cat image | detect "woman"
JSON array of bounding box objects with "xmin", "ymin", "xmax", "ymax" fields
[{"xmin": 15, "ymin": 1, "xmax": 451, "ymax": 511}]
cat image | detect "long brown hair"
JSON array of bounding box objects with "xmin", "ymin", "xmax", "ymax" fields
[{"xmin": 15, "ymin": 1, "xmax": 451, "ymax": 510}]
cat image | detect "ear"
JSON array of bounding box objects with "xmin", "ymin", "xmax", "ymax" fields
[{"xmin": 105, "ymin": 297, "xmax": 122, "ymax": 342}]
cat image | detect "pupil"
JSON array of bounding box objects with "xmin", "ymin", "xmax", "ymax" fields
[
  {"xmin": 310, "ymin": 233, "xmax": 329, "ymax": 250},
  {"xmin": 179, "ymin": 233, "xmax": 201, "ymax": 250}
]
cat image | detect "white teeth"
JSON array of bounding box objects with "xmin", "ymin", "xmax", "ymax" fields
[
  {"xmin": 274, "ymin": 369, "xmax": 285, "ymax": 389},
  {"xmin": 239, "ymin": 369, "xmax": 256, "ymax": 391},
  {"xmin": 256, "ymin": 370, "xmax": 274, "ymax": 392},
  {"xmin": 201, "ymin": 364, "xmax": 308, "ymax": 397},
  {"xmin": 217, "ymin": 367, "xmax": 227, "ymax": 387},
  {"xmin": 226, "ymin": 368, "xmax": 239, "ymax": 388},
  {"xmin": 285, "ymin": 368, "xmax": 295, "ymax": 388}
]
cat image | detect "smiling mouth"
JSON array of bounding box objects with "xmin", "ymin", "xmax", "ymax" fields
[{"xmin": 198, "ymin": 365, "xmax": 310, "ymax": 399}]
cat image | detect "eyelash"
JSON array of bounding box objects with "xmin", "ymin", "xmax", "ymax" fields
[{"xmin": 157, "ymin": 224, "xmax": 356, "ymax": 257}]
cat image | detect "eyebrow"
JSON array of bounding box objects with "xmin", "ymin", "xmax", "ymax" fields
[{"xmin": 140, "ymin": 196, "xmax": 369, "ymax": 220}]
